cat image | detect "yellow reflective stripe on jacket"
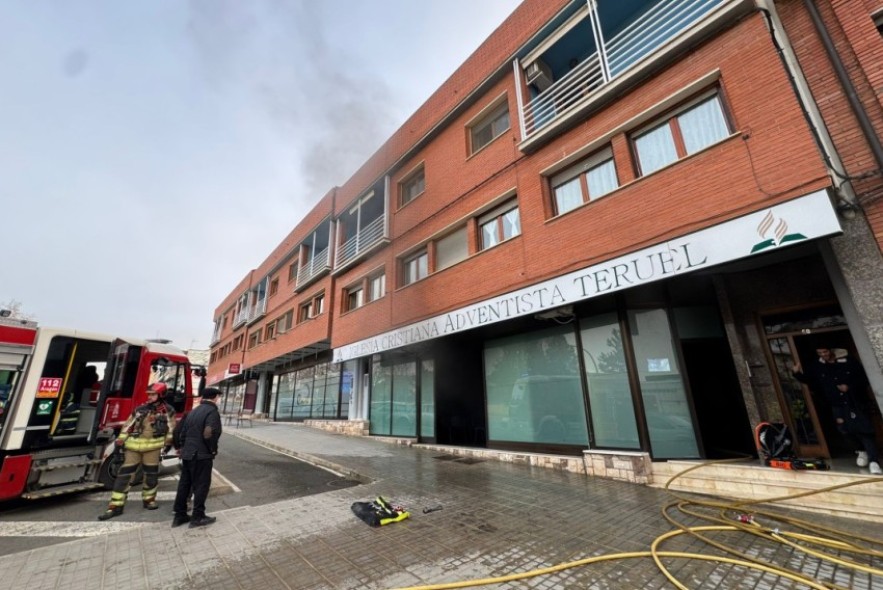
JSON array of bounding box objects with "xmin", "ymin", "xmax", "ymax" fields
[{"xmin": 123, "ymin": 437, "xmax": 166, "ymax": 451}]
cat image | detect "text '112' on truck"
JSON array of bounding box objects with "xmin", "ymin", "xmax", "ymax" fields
[{"xmin": 0, "ymin": 316, "xmax": 201, "ymax": 501}]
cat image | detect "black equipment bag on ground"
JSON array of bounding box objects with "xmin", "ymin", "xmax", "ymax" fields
[
  {"xmin": 754, "ymin": 421, "xmax": 829, "ymax": 470},
  {"xmin": 351, "ymin": 496, "xmax": 410, "ymax": 527}
]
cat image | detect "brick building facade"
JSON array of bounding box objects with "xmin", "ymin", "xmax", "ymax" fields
[{"xmin": 208, "ymin": 0, "xmax": 883, "ymax": 472}]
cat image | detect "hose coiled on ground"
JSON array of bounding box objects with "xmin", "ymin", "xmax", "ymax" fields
[{"xmin": 392, "ymin": 457, "xmax": 883, "ymax": 589}]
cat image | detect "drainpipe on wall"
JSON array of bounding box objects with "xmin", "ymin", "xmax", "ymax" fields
[
  {"xmin": 758, "ymin": 0, "xmax": 883, "ymax": 407},
  {"xmin": 803, "ymin": 0, "xmax": 883, "ymax": 176},
  {"xmin": 754, "ymin": 0, "xmax": 859, "ymax": 216}
]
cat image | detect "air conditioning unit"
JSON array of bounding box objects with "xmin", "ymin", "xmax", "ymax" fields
[{"xmin": 526, "ymin": 59, "xmax": 553, "ymax": 91}]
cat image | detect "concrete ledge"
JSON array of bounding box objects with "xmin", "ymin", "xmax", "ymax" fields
[
  {"xmin": 416, "ymin": 444, "xmax": 587, "ymax": 474},
  {"xmin": 583, "ymin": 450, "xmax": 652, "ymax": 484},
  {"xmin": 653, "ymin": 460, "xmax": 883, "ymax": 522},
  {"xmin": 303, "ymin": 419, "xmax": 369, "ymax": 436}
]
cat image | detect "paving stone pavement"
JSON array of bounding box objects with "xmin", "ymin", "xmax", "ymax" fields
[{"xmin": 1, "ymin": 422, "xmax": 880, "ymax": 589}]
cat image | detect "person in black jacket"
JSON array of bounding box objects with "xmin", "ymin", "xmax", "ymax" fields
[
  {"xmin": 791, "ymin": 346, "xmax": 881, "ymax": 475},
  {"xmin": 171, "ymin": 387, "xmax": 223, "ymax": 528}
]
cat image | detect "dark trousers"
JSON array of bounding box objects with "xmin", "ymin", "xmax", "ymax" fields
[{"xmin": 173, "ymin": 458, "xmax": 213, "ymax": 518}]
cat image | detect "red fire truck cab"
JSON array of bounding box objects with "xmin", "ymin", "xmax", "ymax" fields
[{"xmin": 0, "ymin": 317, "xmax": 197, "ymax": 501}]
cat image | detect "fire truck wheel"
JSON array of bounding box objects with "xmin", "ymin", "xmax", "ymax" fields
[{"xmin": 99, "ymin": 457, "xmax": 144, "ymax": 489}]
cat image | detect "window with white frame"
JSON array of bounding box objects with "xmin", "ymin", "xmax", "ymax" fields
[
  {"xmin": 479, "ymin": 199, "xmax": 521, "ymax": 250},
  {"xmin": 402, "ymin": 250, "xmax": 429, "ymax": 285},
  {"xmin": 435, "ymin": 226, "xmax": 469, "ymax": 271},
  {"xmin": 632, "ymin": 91, "xmax": 731, "ymax": 176},
  {"xmin": 551, "ymin": 149, "xmax": 618, "ymax": 216},
  {"xmin": 400, "ymin": 166, "xmax": 425, "ymax": 207},
  {"xmin": 369, "ymin": 273, "xmax": 386, "ymax": 302},
  {"xmin": 469, "ymin": 98, "xmax": 510, "ymax": 154}
]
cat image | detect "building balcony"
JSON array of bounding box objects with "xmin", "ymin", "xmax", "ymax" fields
[
  {"xmin": 296, "ymin": 246, "xmax": 331, "ymax": 291},
  {"xmin": 232, "ymin": 312, "xmax": 248, "ymax": 329},
  {"xmin": 518, "ymin": 0, "xmax": 749, "ymax": 150},
  {"xmin": 246, "ymin": 298, "xmax": 267, "ymax": 325},
  {"xmin": 334, "ymin": 215, "xmax": 388, "ymax": 272}
]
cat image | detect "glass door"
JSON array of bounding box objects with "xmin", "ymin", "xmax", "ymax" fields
[
  {"xmin": 760, "ymin": 305, "xmax": 849, "ymax": 458},
  {"xmin": 765, "ymin": 335, "xmax": 826, "ymax": 456},
  {"xmin": 629, "ymin": 308, "xmax": 700, "ymax": 459}
]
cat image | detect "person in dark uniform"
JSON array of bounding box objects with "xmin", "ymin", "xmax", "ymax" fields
[
  {"xmin": 98, "ymin": 382, "xmax": 176, "ymax": 520},
  {"xmin": 791, "ymin": 346, "xmax": 881, "ymax": 475},
  {"xmin": 172, "ymin": 387, "xmax": 223, "ymax": 528}
]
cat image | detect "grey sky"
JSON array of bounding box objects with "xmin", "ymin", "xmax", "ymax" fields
[{"xmin": 1, "ymin": 0, "xmax": 521, "ymax": 349}]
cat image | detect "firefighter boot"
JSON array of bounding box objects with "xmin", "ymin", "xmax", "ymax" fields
[
  {"xmin": 143, "ymin": 499, "xmax": 159, "ymax": 510},
  {"xmin": 98, "ymin": 505, "xmax": 124, "ymax": 521}
]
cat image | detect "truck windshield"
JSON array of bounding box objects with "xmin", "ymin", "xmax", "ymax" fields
[{"xmin": 150, "ymin": 359, "xmax": 189, "ymax": 413}]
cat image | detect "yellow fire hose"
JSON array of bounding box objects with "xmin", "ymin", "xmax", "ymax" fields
[{"xmin": 391, "ymin": 457, "xmax": 883, "ymax": 590}]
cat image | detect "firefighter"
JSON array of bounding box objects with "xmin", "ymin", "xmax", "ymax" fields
[{"xmin": 98, "ymin": 382, "xmax": 176, "ymax": 520}]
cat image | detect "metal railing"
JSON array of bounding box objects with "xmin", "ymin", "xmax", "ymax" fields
[
  {"xmin": 521, "ymin": 0, "xmax": 723, "ymax": 138},
  {"xmin": 335, "ymin": 215, "xmax": 385, "ymax": 268},
  {"xmin": 296, "ymin": 246, "xmax": 330, "ymax": 286},
  {"xmin": 523, "ymin": 52, "xmax": 604, "ymax": 136},
  {"xmin": 247, "ymin": 297, "xmax": 267, "ymax": 323}
]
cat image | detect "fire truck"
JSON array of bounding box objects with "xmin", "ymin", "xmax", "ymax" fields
[{"xmin": 0, "ymin": 317, "xmax": 197, "ymax": 501}]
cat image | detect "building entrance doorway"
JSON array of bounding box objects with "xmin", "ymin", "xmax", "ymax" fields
[{"xmin": 761, "ymin": 304, "xmax": 881, "ymax": 459}]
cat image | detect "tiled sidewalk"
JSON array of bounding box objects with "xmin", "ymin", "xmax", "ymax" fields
[{"xmin": 1, "ymin": 422, "xmax": 880, "ymax": 589}]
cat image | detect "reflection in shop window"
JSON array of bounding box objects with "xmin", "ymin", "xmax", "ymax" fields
[
  {"xmin": 629, "ymin": 308, "xmax": 699, "ymax": 459},
  {"xmin": 484, "ymin": 325, "xmax": 589, "ymax": 446},
  {"xmin": 580, "ymin": 313, "xmax": 639, "ymax": 449}
]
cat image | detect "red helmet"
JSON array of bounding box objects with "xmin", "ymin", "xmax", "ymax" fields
[{"xmin": 147, "ymin": 382, "xmax": 168, "ymax": 397}]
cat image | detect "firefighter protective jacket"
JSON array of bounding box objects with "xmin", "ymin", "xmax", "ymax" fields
[{"xmin": 117, "ymin": 401, "xmax": 176, "ymax": 452}]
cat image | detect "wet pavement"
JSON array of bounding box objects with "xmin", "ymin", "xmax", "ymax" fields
[{"xmin": 0, "ymin": 422, "xmax": 880, "ymax": 589}]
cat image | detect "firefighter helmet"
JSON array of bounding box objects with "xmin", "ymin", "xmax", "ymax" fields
[{"xmin": 147, "ymin": 382, "xmax": 168, "ymax": 398}]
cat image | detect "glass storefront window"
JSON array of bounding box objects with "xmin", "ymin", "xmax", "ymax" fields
[
  {"xmin": 370, "ymin": 359, "xmax": 391, "ymax": 435},
  {"xmin": 580, "ymin": 313, "xmax": 639, "ymax": 449},
  {"xmin": 311, "ymin": 363, "xmax": 327, "ymax": 418},
  {"xmin": 275, "ymin": 372, "xmax": 296, "ymax": 420},
  {"xmin": 629, "ymin": 309, "xmax": 699, "ymax": 458},
  {"xmin": 484, "ymin": 324, "xmax": 589, "ymax": 445},
  {"xmin": 324, "ymin": 366, "xmax": 340, "ymax": 418},
  {"xmin": 420, "ymin": 360, "xmax": 435, "ymax": 438},
  {"xmin": 340, "ymin": 360, "xmax": 357, "ymax": 419},
  {"xmin": 392, "ymin": 361, "xmax": 417, "ymax": 436},
  {"xmin": 293, "ymin": 366, "xmax": 313, "ymax": 419}
]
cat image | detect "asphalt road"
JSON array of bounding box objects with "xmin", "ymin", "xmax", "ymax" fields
[{"xmin": 0, "ymin": 435, "xmax": 361, "ymax": 556}]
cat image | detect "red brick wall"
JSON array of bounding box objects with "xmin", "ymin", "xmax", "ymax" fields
[
  {"xmin": 213, "ymin": 1, "xmax": 883, "ymax": 368},
  {"xmin": 331, "ymin": 12, "xmax": 831, "ymax": 348},
  {"xmin": 777, "ymin": 0, "xmax": 883, "ymax": 249}
]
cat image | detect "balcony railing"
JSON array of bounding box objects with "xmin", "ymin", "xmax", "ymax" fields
[
  {"xmin": 521, "ymin": 0, "xmax": 724, "ymax": 139},
  {"xmin": 335, "ymin": 215, "xmax": 385, "ymax": 268},
  {"xmin": 247, "ymin": 297, "xmax": 267, "ymax": 324},
  {"xmin": 297, "ymin": 246, "xmax": 330, "ymax": 287}
]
